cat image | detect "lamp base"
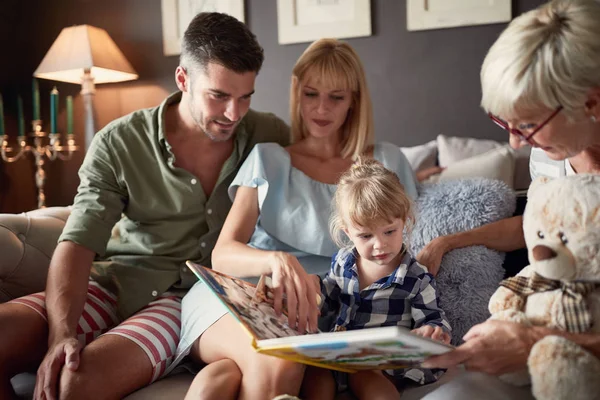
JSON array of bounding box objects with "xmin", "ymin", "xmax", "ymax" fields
[{"xmin": 81, "ymin": 70, "xmax": 97, "ymax": 151}]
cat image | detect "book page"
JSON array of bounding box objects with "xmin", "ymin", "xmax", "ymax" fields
[{"xmin": 186, "ymin": 261, "xmax": 300, "ymax": 341}]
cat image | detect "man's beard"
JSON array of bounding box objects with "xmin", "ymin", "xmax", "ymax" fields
[{"xmin": 200, "ymin": 119, "xmax": 237, "ymax": 142}]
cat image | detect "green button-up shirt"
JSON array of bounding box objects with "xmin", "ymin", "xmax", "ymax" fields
[{"xmin": 59, "ymin": 92, "xmax": 290, "ymax": 318}]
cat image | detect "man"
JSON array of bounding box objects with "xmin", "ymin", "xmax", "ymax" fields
[{"xmin": 0, "ymin": 12, "xmax": 289, "ymax": 400}]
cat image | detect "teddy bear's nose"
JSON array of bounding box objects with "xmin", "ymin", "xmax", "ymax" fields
[{"xmin": 532, "ymin": 245, "xmax": 557, "ymax": 261}]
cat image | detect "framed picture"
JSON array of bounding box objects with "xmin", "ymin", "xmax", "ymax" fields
[
  {"xmin": 277, "ymin": 0, "xmax": 372, "ymax": 45},
  {"xmin": 407, "ymin": 0, "xmax": 511, "ymax": 32},
  {"xmin": 161, "ymin": 0, "xmax": 245, "ymax": 56}
]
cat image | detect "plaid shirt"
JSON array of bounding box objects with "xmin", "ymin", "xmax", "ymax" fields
[
  {"xmin": 320, "ymin": 247, "xmax": 451, "ymax": 333},
  {"xmin": 320, "ymin": 247, "xmax": 451, "ymax": 385}
]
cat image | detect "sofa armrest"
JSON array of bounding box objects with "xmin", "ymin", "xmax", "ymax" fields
[{"xmin": 0, "ymin": 207, "xmax": 71, "ymax": 302}]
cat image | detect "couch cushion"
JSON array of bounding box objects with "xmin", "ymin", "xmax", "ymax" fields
[
  {"xmin": 0, "ymin": 207, "xmax": 70, "ymax": 302},
  {"xmin": 400, "ymin": 140, "xmax": 438, "ymax": 171}
]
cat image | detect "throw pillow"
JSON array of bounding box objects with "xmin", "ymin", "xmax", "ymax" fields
[
  {"xmin": 437, "ymin": 134, "xmax": 504, "ymax": 167},
  {"xmin": 400, "ymin": 140, "xmax": 438, "ymax": 171},
  {"xmin": 436, "ymin": 146, "xmax": 516, "ymax": 189},
  {"xmin": 410, "ymin": 178, "xmax": 516, "ymax": 345}
]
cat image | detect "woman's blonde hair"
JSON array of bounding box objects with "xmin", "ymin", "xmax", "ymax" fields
[
  {"xmin": 481, "ymin": 0, "xmax": 600, "ymax": 121},
  {"xmin": 329, "ymin": 158, "xmax": 414, "ymax": 248},
  {"xmin": 290, "ymin": 38, "xmax": 374, "ymax": 159}
]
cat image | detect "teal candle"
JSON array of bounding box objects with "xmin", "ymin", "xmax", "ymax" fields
[
  {"xmin": 32, "ymin": 79, "xmax": 40, "ymax": 121},
  {"xmin": 0, "ymin": 93, "xmax": 4, "ymax": 135},
  {"xmin": 50, "ymin": 87, "xmax": 59, "ymax": 133},
  {"xmin": 66, "ymin": 95, "xmax": 73, "ymax": 134},
  {"xmin": 17, "ymin": 96, "xmax": 25, "ymax": 137}
]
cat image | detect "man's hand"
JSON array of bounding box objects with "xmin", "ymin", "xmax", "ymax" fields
[
  {"xmin": 34, "ymin": 337, "xmax": 82, "ymax": 400},
  {"xmin": 422, "ymin": 320, "xmax": 539, "ymax": 375},
  {"xmin": 416, "ymin": 236, "xmax": 452, "ymax": 276}
]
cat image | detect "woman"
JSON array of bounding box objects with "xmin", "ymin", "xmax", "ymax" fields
[
  {"xmin": 176, "ymin": 38, "xmax": 419, "ymax": 399},
  {"xmin": 420, "ymin": 0, "xmax": 600, "ymax": 398}
]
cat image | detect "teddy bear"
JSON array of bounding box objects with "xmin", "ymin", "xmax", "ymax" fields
[{"xmin": 488, "ymin": 174, "xmax": 600, "ymax": 400}]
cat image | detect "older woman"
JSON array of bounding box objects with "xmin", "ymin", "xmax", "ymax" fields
[{"xmin": 420, "ymin": 0, "xmax": 600, "ymax": 398}]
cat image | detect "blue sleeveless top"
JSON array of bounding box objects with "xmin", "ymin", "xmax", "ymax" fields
[{"xmin": 229, "ymin": 142, "xmax": 418, "ymax": 276}]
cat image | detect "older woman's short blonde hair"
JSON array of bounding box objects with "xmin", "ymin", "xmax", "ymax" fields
[
  {"xmin": 329, "ymin": 158, "xmax": 414, "ymax": 248},
  {"xmin": 481, "ymin": 0, "xmax": 600, "ymax": 121},
  {"xmin": 290, "ymin": 39, "xmax": 374, "ymax": 159}
]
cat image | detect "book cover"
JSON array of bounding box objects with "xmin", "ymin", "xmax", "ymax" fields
[{"xmin": 186, "ymin": 261, "xmax": 453, "ymax": 373}]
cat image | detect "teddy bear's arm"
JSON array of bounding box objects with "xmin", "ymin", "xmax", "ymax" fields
[{"xmin": 488, "ymin": 266, "xmax": 533, "ymax": 314}]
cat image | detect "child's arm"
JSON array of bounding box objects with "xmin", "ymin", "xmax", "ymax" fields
[
  {"xmin": 317, "ymin": 253, "xmax": 345, "ymax": 317},
  {"xmin": 410, "ymin": 267, "xmax": 452, "ymax": 338}
]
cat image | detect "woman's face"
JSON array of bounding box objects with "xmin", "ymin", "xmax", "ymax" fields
[
  {"xmin": 505, "ymin": 107, "xmax": 599, "ymax": 160},
  {"xmin": 299, "ymin": 77, "xmax": 353, "ymax": 140}
]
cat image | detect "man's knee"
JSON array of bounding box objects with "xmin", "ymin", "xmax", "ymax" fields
[{"xmin": 59, "ymin": 365, "xmax": 95, "ymax": 400}]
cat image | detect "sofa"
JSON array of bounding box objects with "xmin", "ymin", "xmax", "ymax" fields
[{"xmin": 2, "ymin": 173, "xmax": 529, "ymax": 399}]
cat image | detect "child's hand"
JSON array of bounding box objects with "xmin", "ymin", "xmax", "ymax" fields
[{"xmin": 411, "ymin": 325, "xmax": 451, "ymax": 344}]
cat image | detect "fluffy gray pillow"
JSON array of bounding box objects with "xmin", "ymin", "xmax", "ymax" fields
[{"xmin": 410, "ymin": 178, "xmax": 517, "ymax": 344}]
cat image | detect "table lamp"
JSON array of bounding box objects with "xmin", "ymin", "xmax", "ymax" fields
[{"xmin": 33, "ymin": 24, "xmax": 138, "ymax": 150}]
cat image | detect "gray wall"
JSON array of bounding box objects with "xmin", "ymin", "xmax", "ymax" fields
[{"xmin": 0, "ymin": 0, "xmax": 545, "ymax": 212}]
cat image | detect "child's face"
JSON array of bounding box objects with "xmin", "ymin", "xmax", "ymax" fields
[{"xmin": 344, "ymin": 218, "xmax": 405, "ymax": 268}]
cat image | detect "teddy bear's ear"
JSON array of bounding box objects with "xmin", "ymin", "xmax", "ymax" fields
[{"xmin": 527, "ymin": 176, "xmax": 551, "ymax": 198}]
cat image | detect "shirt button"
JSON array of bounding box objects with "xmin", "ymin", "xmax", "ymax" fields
[
  {"xmin": 151, "ymin": 290, "xmax": 158, "ymax": 297},
  {"xmin": 200, "ymin": 242, "xmax": 207, "ymax": 248},
  {"xmin": 207, "ymin": 208, "xmax": 213, "ymax": 215},
  {"xmin": 191, "ymin": 178, "xmax": 197, "ymax": 185}
]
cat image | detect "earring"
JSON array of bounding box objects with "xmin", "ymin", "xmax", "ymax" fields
[{"xmin": 592, "ymin": 116, "xmax": 597, "ymax": 123}]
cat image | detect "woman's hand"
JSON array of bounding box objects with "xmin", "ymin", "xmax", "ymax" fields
[
  {"xmin": 269, "ymin": 251, "xmax": 321, "ymax": 334},
  {"xmin": 412, "ymin": 325, "xmax": 451, "ymax": 344},
  {"xmin": 422, "ymin": 320, "xmax": 539, "ymax": 374},
  {"xmin": 416, "ymin": 166, "xmax": 445, "ymax": 182},
  {"xmin": 416, "ymin": 236, "xmax": 452, "ymax": 276}
]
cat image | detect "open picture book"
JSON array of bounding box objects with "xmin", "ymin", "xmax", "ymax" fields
[{"xmin": 186, "ymin": 261, "xmax": 454, "ymax": 373}]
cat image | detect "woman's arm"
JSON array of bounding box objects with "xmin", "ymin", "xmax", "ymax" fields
[
  {"xmin": 423, "ymin": 320, "xmax": 600, "ymax": 374},
  {"xmin": 417, "ymin": 215, "xmax": 526, "ymax": 275},
  {"xmin": 212, "ymin": 186, "xmax": 320, "ymax": 333},
  {"xmin": 212, "ymin": 186, "xmax": 273, "ymax": 277}
]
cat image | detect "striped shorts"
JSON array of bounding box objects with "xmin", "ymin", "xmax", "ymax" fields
[{"xmin": 10, "ymin": 280, "xmax": 182, "ymax": 383}]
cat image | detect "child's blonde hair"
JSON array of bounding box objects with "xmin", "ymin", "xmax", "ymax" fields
[{"xmin": 330, "ymin": 158, "xmax": 414, "ymax": 248}]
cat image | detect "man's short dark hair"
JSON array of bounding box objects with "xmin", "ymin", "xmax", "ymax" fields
[{"xmin": 180, "ymin": 12, "xmax": 264, "ymax": 74}]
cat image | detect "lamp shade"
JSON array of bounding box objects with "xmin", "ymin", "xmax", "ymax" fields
[{"xmin": 34, "ymin": 25, "xmax": 138, "ymax": 84}]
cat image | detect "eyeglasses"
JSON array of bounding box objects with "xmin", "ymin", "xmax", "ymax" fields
[{"xmin": 488, "ymin": 106, "xmax": 563, "ymax": 145}]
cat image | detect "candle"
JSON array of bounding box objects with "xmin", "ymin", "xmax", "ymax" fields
[
  {"xmin": 32, "ymin": 79, "xmax": 40, "ymax": 121},
  {"xmin": 17, "ymin": 96, "xmax": 25, "ymax": 137},
  {"xmin": 0, "ymin": 93, "xmax": 4, "ymax": 136},
  {"xmin": 50, "ymin": 87, "xmax": 59, "ymax": 133},
  {"xmin": 66, "ymin": 95, "xmax": 73, "ymax": 134}
]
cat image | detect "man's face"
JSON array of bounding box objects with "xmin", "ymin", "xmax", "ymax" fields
[{"xmin": 184, "ymin": 62, "xmax": 256, "ymax": 142}]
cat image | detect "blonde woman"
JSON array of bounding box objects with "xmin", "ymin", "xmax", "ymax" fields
[
  {"xmin": 175, "ymin": 38, "xmax": 418, "ymax": 399},
  {"xmin": 421, "ymin": 1, "xmax": 600, "ymax": 399}
]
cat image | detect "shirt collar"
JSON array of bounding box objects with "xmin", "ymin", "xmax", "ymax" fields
[{"xmin": 341, "ymin": 246, "xmax": 413, "ymax": 287}]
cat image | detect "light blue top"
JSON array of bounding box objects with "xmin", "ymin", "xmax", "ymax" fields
[{"xmin": 228, "ymin": 142, "xmax": 418, "ymax": 276}]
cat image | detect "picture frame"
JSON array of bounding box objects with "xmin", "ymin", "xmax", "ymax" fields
[
  {"xmin": 161, "ymin": 0, "xmax": 245, "ymax": 56},
  {"xmin": 406, "ymin": 0, "xmax": 511, "ymax": 32},
  {"xmin": 277, "ymin": 0, "xmax": 372, "ymax": 45}
]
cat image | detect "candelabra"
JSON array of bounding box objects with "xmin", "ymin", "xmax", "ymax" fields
[{"xmin": 0, "ymin": 121, "xmax": 78, "ymax": 208}]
